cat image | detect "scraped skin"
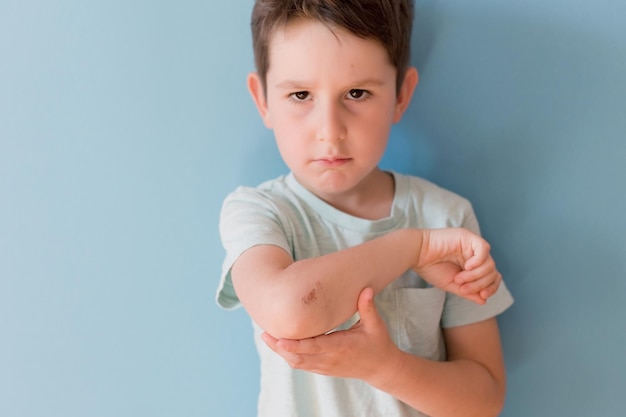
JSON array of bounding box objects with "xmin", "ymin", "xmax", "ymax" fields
[{"xmin": 301, "ymin": 281, "xmax": 323, "ymax": 306}]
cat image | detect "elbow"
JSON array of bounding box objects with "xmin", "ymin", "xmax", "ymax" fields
[
  {"xmin": 259, "ymin": 306, "xmax": 327, "ymax": 341},
  {"xmin": 236, "ymin": 275, "xmax": 340, "ymax": 339},
  {"xmin": 481, "ymin": 402, "xmax": 505, "ymax": 417},
  {"xmin": 490, "ymin": 373, "xmax": 507, "ymax": 417},
  {"xmin": 492, "ymin": 389, "xmax": 506, "ymax": 417},
  {"xmin": 261, "ymin": 317, "xmax": 315, "ymax": 341},
  {"xmin": 462, "ymin": 400, "xmax": 504, "ymax": 417},
  {"xmin": 255, "ymin": 288, "xmax": 335, "ymax": 340},
  {"xmin": 478, "ymin": 383, "xmax": 506, "ymax": 417},
  {"xmin": 459, "ymin": 373, "xmax": 506, "ymax": 417}
]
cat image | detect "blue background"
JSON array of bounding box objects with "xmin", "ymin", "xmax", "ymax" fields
[{"xmin": 1, "ymin": 1, "xmax": 624, "ymax": 416}]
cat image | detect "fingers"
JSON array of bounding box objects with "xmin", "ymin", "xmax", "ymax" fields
[
  {"xmin": 264, "ymin": 331, "xmax": 345, "ymax": 356},
  {"xmin": 456, "ymin": 268, "xmax": 501, "ymax": 304},
  {"xmin": 479, "ymin": 271, "xmax": 502, "ymax": 299},
  {"xmin": 457, "ymin": 292, "xmax": 486, "ymax": 305},
  {"xmin": 261, "ymin": 332, "xmax": 279, "ymax": 351},
  {"xmin": 454, "ymin": 251, "xmax": 502, "ymax": 304},
  {"xmin": 262, "ymin": 333, "xmax": 308, "ymax": 369},
  {"xmin": 263, "ymin": 331, "xmax": 351, "ymax": 374},
  {"xmin": 459, "ymin": 234, "xmax": 503, "ymax": 303},
  {"xmin": 455, "ymin": 252, "xmax": 495, "ymax": 283},
  {"xmin": 463, "ymin": 236, "xmax": 491, "ymax": 271},
  {"xmin": 278, "ymin": 336, "xmax": 324, "ymax": 355}
]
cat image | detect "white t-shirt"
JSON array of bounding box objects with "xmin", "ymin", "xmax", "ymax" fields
[{"xmin": 217, "ymin": 171, "xmax": 514, "ymax": 417}]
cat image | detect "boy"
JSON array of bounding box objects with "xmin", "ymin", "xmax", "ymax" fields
[{"xmin": 216, "ymin": 1, "xmax": 514, "ymax": 416}]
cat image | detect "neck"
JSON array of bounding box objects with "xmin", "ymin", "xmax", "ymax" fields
[{"xmin": 323, "ymin": 170, "xmax": 395, "ymax": 220}]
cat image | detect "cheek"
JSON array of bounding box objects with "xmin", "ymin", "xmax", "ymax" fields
[
  {"xmin": 270, "ymin": 105, "xmax": 307, "ymax": 134},
  {"xmin": 351, "ymin": 112, "xmax": 393, "ymax": 157},
  {"xmin": 274, "ymin": 130, "xmax": 306, "ymax": 167},
  {"xmin": 354, "ymin": 109, "xmax": 394, "ymax": 137},
  {"xmin": 273, "ymin": 120, "xmax": 304, "ymax": 148}
]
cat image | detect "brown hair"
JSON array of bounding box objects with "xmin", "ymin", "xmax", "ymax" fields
[{"xmin": 251, "ymin": 0, "xmax": 414, "ymax": 93}]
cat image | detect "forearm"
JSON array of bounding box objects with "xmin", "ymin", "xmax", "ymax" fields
[
  {"xmin": 233, "ymin": 228, "xmax": 423, "ymax": 339},
  {"xmin": 368, "ymin": 318, "xmax": 507, "ymax": 417},
  {"xmin": 370, "ymin": 350, "xmax": 505, "ymax": 417},
  {"xmin": 234, "ymin": 226, "xmax": 496, "ymax": 340}
]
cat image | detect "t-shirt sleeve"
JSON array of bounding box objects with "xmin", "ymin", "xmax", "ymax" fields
[
  {"xmin": 441, "ymin": 281, "xmax": 514, "ymax": 328},
  {"xmin": 215, "ymin": 187, "xmax": 292, "ymax": 310},
  {"xmin": 440, "ymin": 203, "xmax": 514, "ymax": 328}
]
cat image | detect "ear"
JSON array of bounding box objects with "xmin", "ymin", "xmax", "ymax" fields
[
  {"xmin": 247, "ymin": 72, "xmax": 273, "ymax": 129},
  {"xmin": 393, "ymin": 67, "xmax": 419, "ymax": 123}
]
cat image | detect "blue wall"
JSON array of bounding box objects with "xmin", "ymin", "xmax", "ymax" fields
[{"xmin": 1, "ymin": 1, "xmax": 624, "ymax": 416}]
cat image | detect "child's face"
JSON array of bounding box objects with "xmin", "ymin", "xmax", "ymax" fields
[{"xmin": 248, "ymin": 19, "xmax": 416, "ymax": 201}]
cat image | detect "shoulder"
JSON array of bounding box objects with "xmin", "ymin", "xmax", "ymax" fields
[
  {"xmin": 220, "ymin": 175, "xmax": 313, "ymax": 239},
  {"xmin": 224, "ymin": 176, "xmax": 289, "ymax": 206},
  {"xmin": 221, "ymin": 175, "xmax": 300, "ymax": 217},
  {"xmin": 400, "ymin": 173, "xmax": 471, "ymax": 207},
  {"xmin": 394, "ymin": 172, "xmax": 475, "ymax": 228}
]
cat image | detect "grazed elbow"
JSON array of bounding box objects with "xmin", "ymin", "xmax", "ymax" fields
[{"xmin": 255, "ymin": 282, "xmax": 335, "ymax": 340}]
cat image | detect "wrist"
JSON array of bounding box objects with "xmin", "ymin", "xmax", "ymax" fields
[
  {"xmin": 414, "ymin": 228, "xmax": 429, "ymax": 270},
  {"xmin": 396, "ymin": 228, "xmax": 427, "ymax": 269}
]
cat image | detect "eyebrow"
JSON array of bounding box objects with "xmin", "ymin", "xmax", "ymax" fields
[{"xmin": 274, "ymin": 78, "xmax": 387, "ymax": 90}]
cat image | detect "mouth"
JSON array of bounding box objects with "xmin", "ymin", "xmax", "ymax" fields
[{"xmin": 315, "ymin": 157, "xmax": 352, "ymax": 167}]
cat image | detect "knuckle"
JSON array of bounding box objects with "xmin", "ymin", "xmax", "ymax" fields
[
  {"xmin": 310, "ymin": 340, "xmax": 322, "ymax": 354},
  {"xmin": 289, "ymin": 355, "xmax": 305, "ymax": 369},
  {"xmin": 337, "ymin": 333, "xmax": 351, "ymax": 354}
]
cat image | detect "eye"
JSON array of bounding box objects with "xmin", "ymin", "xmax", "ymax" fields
[
  {"xmin": 347, "ymin": 89, "xmax": 370, "ymax": 100},
  {"xmin": 289, "ymin": 91, "xmax": 310, "ymax": 102}
]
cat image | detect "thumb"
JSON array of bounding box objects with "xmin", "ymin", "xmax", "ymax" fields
[
  {"xmin": 357, "ymin": 287, "xmax": 378, "ymax": 322},
  {"xmin": 464, "ymin": 236, "xmax": 490, "ymax": 271}
]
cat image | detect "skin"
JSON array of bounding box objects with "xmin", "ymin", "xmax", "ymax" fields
[
  {"xmin": 234, "ymin": 18, "xmax": 507, "ymax": 417},
  {"xmin": 250, "ymin": 17, "xmax": 411, "ymax": 219},
  {"xmin": 263, "ymin": 289, "xmax": 506, "ymax": 417}
]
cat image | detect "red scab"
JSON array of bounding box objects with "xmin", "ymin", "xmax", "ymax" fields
[
  {"xmin": 302, "ymin": 281, "xmax": 323, "ymax": 305},
  {"xmin": 302, "ymin": 288, "xmax": 317, "ymax": 305}
]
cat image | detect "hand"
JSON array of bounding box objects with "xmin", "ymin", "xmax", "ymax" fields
[
  {"xmin": 414, "ymin": 228, "xmax": 502, "ymax": 304},
  {"xmin": 262, "ymin": 288, "xmax": 401, "ymax": 383}
]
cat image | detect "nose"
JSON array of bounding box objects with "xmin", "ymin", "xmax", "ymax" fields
[{"xmin": 315, "ymin": 98, "xmax": 347, "ymax": 143}]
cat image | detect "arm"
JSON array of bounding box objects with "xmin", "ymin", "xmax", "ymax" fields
[
  {"xmin": 232, "ymin": 228, "xmax": 422, "ymax": 339},
  {"xmin": 370, "ymin": 318, "xmax": 506, "ymax": 417},
  {"xmin": 231, "ymin": 228, "xmax": 499, "ymax": 340},
  {"xmin": 264, "ymin": 288, "xmax": 507, "ymax": 417}
]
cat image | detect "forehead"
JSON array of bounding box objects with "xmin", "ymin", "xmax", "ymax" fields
[{"xmin": 266, "ymin": 18, "xmax": 395, "ymax": 85}]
